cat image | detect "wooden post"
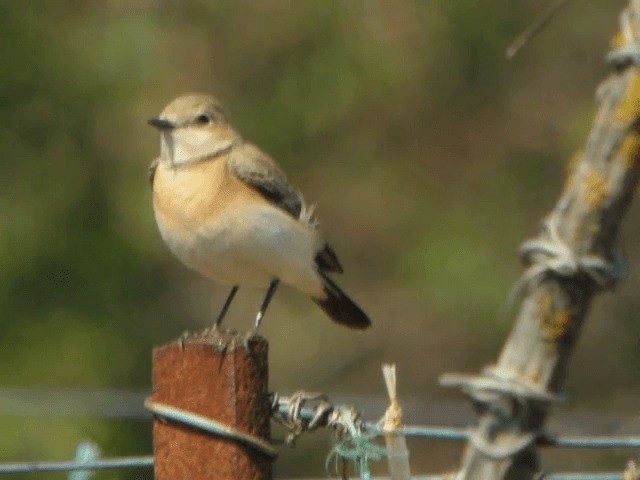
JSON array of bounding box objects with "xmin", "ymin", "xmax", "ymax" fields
[
  {"xmin": 446, "ymin": 2, "xmax": 640, "ymax": 479},
  {"xmin": 150, "ymin": 334, "xmax": 272, "ymax": 480}
]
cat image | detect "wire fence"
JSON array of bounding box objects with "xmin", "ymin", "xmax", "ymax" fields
[
  {"xmin": 0, "ymin": 392, "xmax": 638, "ymax": 478},
  {"xmin": 0, "ymin": 454, "xmax": 633, "ymax": 480}
]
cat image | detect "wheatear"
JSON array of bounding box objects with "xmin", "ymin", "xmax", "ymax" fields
[{"xmin": 148, "ymin": 93, "xmax": 371, "ymax": 335}]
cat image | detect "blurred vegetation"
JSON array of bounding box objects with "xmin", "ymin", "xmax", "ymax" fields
[{"xmin": 1, "ymin": 1, "xmax": 638, "ymax": 478}]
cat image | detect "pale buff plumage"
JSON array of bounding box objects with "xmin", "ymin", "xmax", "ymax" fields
[{"xmin": 149, "ymin": 93, "xmax": 370, "ymax": 331}]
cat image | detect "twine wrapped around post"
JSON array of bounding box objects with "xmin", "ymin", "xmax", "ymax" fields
[
  {"xmin": 381, "ymin": 364, "xmax": 411, "ymax": 480},
  {"xmin": 443, "ymin": 2, "xmax": 640, "ymax": 479}
]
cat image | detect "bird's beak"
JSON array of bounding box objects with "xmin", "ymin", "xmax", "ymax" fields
[{"xmin": 147, "ymin": 118, "xmax": 176, "ymax": 130}]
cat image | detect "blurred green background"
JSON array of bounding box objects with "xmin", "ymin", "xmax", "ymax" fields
[{"xmin": 1, "ymin": 0, "xmax": 639, "ymax": 478}]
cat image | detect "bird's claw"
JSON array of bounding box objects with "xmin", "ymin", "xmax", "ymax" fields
[
  {"xmin": 178, "ymin": 330, "xmax": 190, "ymax": 349},
  {"xmin": 206, "ymin": 323, "xmax": 220, "ymax": 337}
]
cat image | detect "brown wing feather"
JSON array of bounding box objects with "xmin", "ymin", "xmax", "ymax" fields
[
  {"xmin": 227, "ymin": 142, "xmax": 344, "ymax": 274},
  {"xmin": 315, "ymin": 244, "xmax": 344, "ymax": 273},
  {"xmin": 227, "ymin": 143, "xmax": 303, "ymax": 218}
]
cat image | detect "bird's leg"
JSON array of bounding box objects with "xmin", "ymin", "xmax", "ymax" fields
[
  {"xmin": 212, "ymin": 285, "xmax": 239, "ymax": 332},
  {"xmin": 254, "ymin": 279, "xmax": 280, "ymax": 331},
  {"xmin": 245, "ymin": 279, "xmax": 280, "ymax": 343}
]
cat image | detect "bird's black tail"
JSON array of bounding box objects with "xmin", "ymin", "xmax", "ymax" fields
[{"xmin": 312, "ymin": 273, "xmax": 371, "ymax": 329}]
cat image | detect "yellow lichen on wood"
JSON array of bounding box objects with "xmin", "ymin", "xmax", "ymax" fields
[
  {"xmin": 615, "ymin": 74, "xmax": 640, "ymax": 125},
  {"xmin": 564, "ymin": 149, "xmax": 583, "ymax": 190},
  {"xmin": 538, "ymin": 294, "xmax": 554, "ymax": 341},
  {"xmin": 611, "ymin": 19, "xmax": 640, "ymax": 49},
  {"xmin": 529, "ymin": 371, "xmax": 542, "ymax": 385},
  {"xmin": 538, "ymin": 293, "xmax": 572, "ymax": 344},
  {"xmin": 539, "ymin": 293, "xmax": 553, "ymax": 314},
  {"xmin": 583, "ymin": 169, "xmax": 609, "ymax": 210},
  {"xmin": 543, "ymin": 311, "xmax": 573, "ymax": 343},
  {"xmin": 610, "ymin": 31, "xmax": 626, "ymax": 50},
  {"xmin": 620, "ymin": 132, "xmax": 640, "ymax": 169}
]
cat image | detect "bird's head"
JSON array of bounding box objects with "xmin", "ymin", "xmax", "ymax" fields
[{"xmin": 149, "ymin": 93, "xmax": 240, "ymax": 167}]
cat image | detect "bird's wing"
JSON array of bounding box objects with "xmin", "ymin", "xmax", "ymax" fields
[
  {"xmin": 227, "ymin": 142, "xmax": 344, "ymax": 274},
  {"xmin": 227, "ymin": 143, "xmax": 303, "ymax": 219},
  {"xmin": 315, "ymin": 244, "xmax": 344, "ymax": 274}
]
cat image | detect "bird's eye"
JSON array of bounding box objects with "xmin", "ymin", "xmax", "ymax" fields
[{"xmin": 194, "ymin": 113, "xmax": 212, "ymax": 125}]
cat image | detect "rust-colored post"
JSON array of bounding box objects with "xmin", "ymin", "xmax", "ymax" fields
[{"xmin": 151, "ymin": 334, "xmax": 272, "ymax": 480}]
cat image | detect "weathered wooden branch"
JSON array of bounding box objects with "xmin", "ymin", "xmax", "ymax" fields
[{"xmin": 443, "ymin": 2, "xmax": 640, "ymax": 479}]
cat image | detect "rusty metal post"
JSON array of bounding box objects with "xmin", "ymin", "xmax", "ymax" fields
[{"xmin": 150, "ymin": 334, "xmax": 272, "ymax": 480}]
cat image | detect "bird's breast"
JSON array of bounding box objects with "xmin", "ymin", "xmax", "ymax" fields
[
  {"xmin": 151, "ymin": 156, "xmax": 323, "ymax": 293},
  {"xmin": 153, "ymin": 159, "xmax": 229, "ymax": 263},
  {"xmin": 151, "ymin": 158, "xmax": 279, "ymax": 284}
]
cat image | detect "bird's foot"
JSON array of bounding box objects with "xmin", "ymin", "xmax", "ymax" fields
[
  {"xmin": 178, "ymin": 330, "xmax": 190, "ymax": 349},
  {"xmin": 204, "ymin": 322, "xmax": 220, "ymax": 337}
]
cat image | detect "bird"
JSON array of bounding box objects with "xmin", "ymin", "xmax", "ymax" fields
[{"xmin": 148, "ymin": 93, "xmax": 371, "ymax": 337}]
